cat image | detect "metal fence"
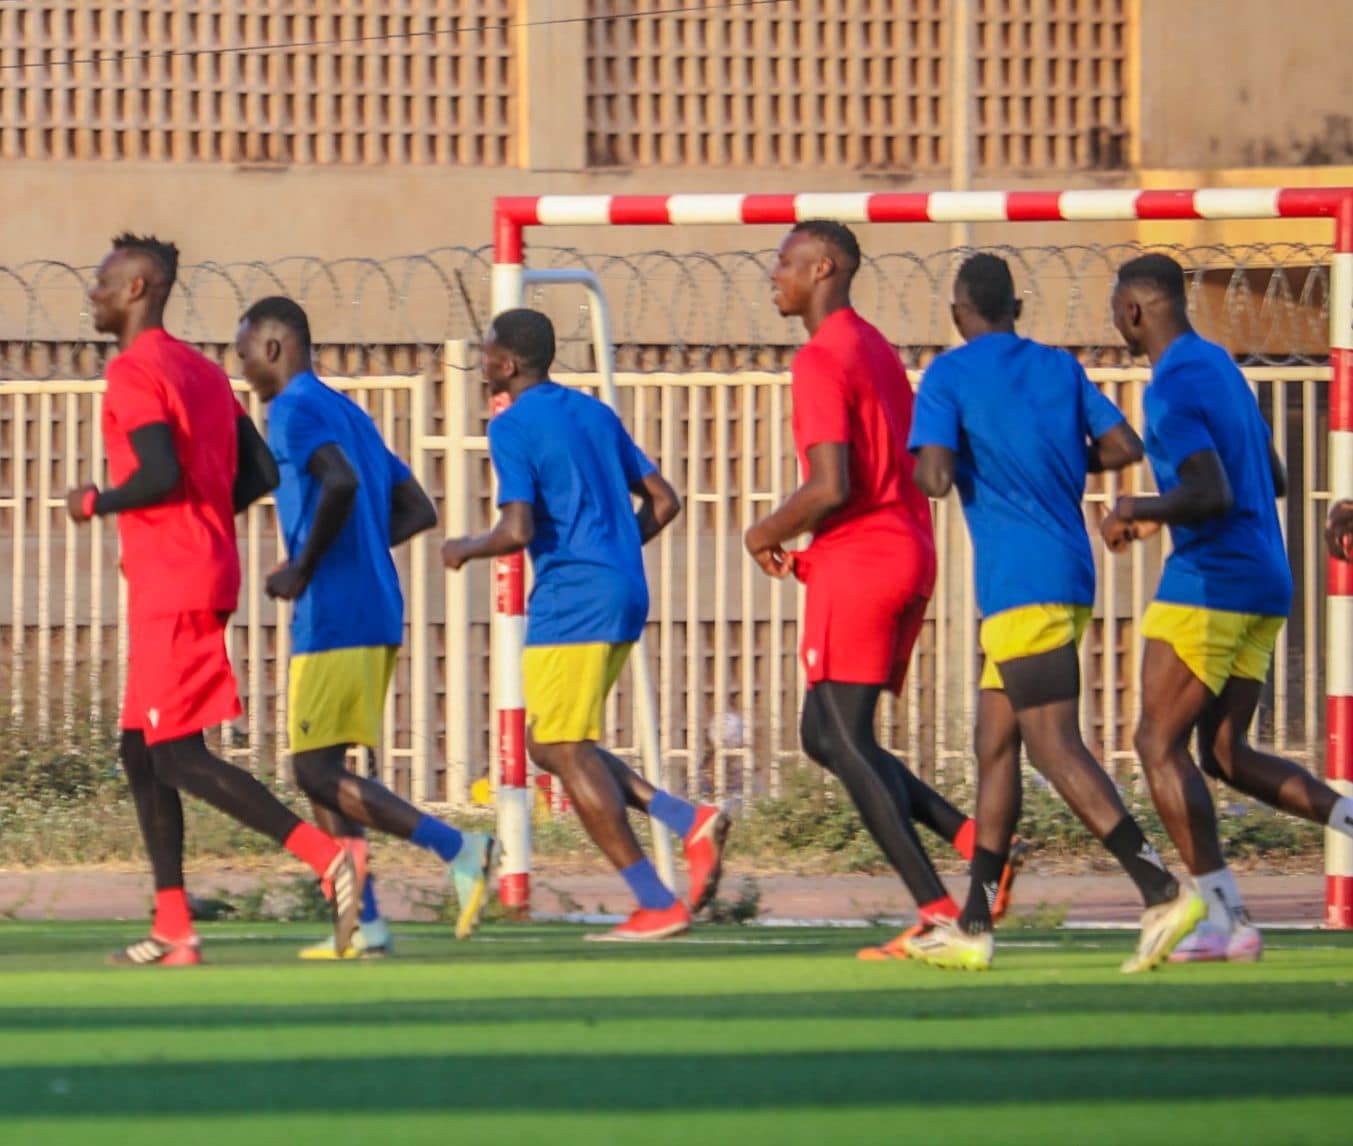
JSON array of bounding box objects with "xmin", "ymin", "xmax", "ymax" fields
[
  {"xmin": 0, "ymin": 350, "xmax": 1332, "ymax": 806},
  {"xmin": 0, "ymin": 241, "xmax": 1334, "ymax": 381}
]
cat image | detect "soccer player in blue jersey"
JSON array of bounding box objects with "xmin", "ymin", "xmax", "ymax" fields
[
  {"xmin": 906, "ymin": 254, "xmax": 1201, "ymax": 973},
  {"xmin": 442, "ymin": 308, "xmax": 729, "ymax": 941},
  {"xmin": 236, "ymin": 296, "xmax": 496, "ymax": 957},
  {"xmin": 1104, "ymin": 254, "xmax": 1353, "ymax": 963}
]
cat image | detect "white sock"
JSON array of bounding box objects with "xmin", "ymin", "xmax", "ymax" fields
[
  {"xmin": 1195, "ymin": 867, "xmax": 1249, "ymax": 931},
  {"xmin": 1328, "ymin": 796, "xmax": 1353, "ymax": 839}
]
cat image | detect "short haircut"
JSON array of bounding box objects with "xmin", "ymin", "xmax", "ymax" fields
[
  {"xmin": 955, "ymin": 253, "xmax": 1017, "ymax": 323},
  {"xmin": 1116, "ymin": 253, "xmax": 1187, "ymax": 303},
  {"xmin": 491, "ymin": 308, "xmax": 556, "ymax": 373},
  {"xmin": 240, "ymin": 296, "xmax": 313, "ymax": 353},
  {"xmin": 791, "ymin": 219, "xmax": 862, "ymax": 276},
  {"xmin": 111, "ymin": 233, "xmax": 179, "ymax": 289}
]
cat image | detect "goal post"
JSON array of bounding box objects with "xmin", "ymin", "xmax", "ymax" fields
[{"xmin": 488, "ymin": 186, "xmax": 1353, "ymax": 928}]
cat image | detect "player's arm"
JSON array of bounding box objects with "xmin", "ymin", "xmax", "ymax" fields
[
  {"xmin": 1103, "ymin": 448, "xmax": 1234, "ymax": 553},
  {"xmin": 233, "ymin": 414, "xmax": 280, "ymax": 513},
  {"xmin": 633, "ymin": 469, "xmax": 681, "ymax": 544},
  {"xmin": 1086, "ymin": 422, "xmax": 1144, "ymax": 473},
  {"xmin": 389, "ymin": 475, "xmax": 438, "ymax": 547},
  {"xmin": 745, "ymin": 441, "xmax": 849, "ymax": 577},
  {"xmin": 67, "ymin": 423, "xmax": 180, "ymax": 522},
  {"xmin": 912, "ymin": 445, "xmax": 955, "ymax": 498},
  {"xmin": 265, "ymin": 444, "xmax": 359, "ymax": 600},
  {"xmin": 441, "ymin": 502, "xmax": 534, "ymax": 570}
]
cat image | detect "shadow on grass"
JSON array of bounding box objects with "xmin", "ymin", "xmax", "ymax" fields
[{"xmin": 0, "ymin": 1044, "xmax": 1349, "ymax": 1118}]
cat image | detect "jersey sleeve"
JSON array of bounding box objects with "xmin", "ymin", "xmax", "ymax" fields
[
  {"xmin": 272, "ymin": 394, "xmax": 336, "ymax": 472},
  {"xmin": 1078, "ymin": 362, "xmax": 1127, "ymax": 439},
  {"xmin": 614, "ymin": 414, "xmax": 657, "ymax": 487},
  {"xmin": 791, "ymin": 345, "xmax": 851, "ymax": 448},
  {"xmin": 487, "ymin": 415, "xmax": 536, "ymax": 507},
  {"xmin": 386, "ymin": 447, "xmax": 413, "ymax": 487},
  {"xmin": 907, "ymin": 357, "xmax": 961, "ymax": 452},
  {"xmin": 1144, "ymin": 366, "xmax": 1216, "ymax": 466},
  {"xmin": 104, "ymin": 357, "xmax": 172, "ymax": 434}
]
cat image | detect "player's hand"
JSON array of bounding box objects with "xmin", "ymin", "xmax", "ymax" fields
[
  {"xmin": 265, "ymin": 560, "xmax": 310, "ymax": 600},
  {"xmin": 1100, "ymin": 504, "xmax": 1136, "ymax": 553},
  {"xmin": 65, "ymin": 484, "xmax": 97, "ymax": 524},
  {"xmin": 1328, "ymin": 498, "xmax": 1353, "ymax": 562},
  {"xmin": 441, "ymin": 537, "xmax": 472, "ymax": 571}
]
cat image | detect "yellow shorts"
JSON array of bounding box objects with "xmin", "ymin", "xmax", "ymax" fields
[
  {"xmin": 522, "ymin": 641, "xmax": 632, "ymax": 744},
  {"xmin": 1141, "ymin": 602, "xmax": 1284, "ymax": 696},
  {"xmin": 979, "ymin": 604, "xmax": 1092, "ymax": 691},
  {"xmin": 288, "ymin": 646, "xmax": 397, "ymax": 752}
]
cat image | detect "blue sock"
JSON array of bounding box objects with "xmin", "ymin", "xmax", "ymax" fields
[
  {"xmin": 621, "ymin": 858, "xmax": 677, "ymax": 910},
  {"xmin": 649, "ymin": 790, "xmax": 699, "ymax": 838},
  {"xmin": 411, "ymin": 815, "xmax": 464, "ymax": 864},
  {"xmin": 359, "ymin": 876, "xmax": 380, "ymax": 924}
]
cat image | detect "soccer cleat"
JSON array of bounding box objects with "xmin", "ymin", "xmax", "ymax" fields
[
  {"xmin": 450, "ymin": 832, "xmax": 497, "ymax": 940},
  {"xmin": 902, "ymin": 920, "xmax": 994, "ymax": 971},
  {"xmin": 585, "ymin": 902, "xmax": 692, "ymax": 942},
  {"xmin": 684, "ymin": 803, "xmax": 731, "ymax": 913},
  {"xmin": 321, "ymin": 837, "xmax": 368, "ymax": 957},
  {"xmin": 107, "ymin": 933, "xmax": 202, "ymax": 967},
  {"xmin": 990, "ymin": 836, "xmax": 1032, "ymax": 925},
  {"xmin": 298, "ymin": 917, "xmax": 394, "ymax": 961},
  {"xmin": 1167, "ymin": 920, "xmax": 1264, "ymax": 964},
  {"xmin": 1120, "ymin": 888, "xmax": 1207, "ymax": 974},
  {"xmin": 857, "ymin": 923, "xmax": 925, "ymax": 961}
]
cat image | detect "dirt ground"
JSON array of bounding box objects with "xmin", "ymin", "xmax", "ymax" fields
[{"xmin": 0, "ymin": 859, "xmax": 1328, "ymax": 926}]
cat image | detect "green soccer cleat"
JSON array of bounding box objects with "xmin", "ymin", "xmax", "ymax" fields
[
  {"xmin": 298, "ymin": 917, "xmax": 393, "ymax": 961},
  {"xmin": 902, "ymin": 920, "xmax": 994, "ymax": 971},
  {"xmin": 450, "ymin": 832, "xmax": 497, "ymax": 940},
  {"xmin": 1121, "ymin": 888, "xmax": 1207, "ymax": 974}
]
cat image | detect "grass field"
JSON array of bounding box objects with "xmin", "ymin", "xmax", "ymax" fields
[{"xmin": 1, "ymin": 921, "xmax": 1350, "ymax": 1145}]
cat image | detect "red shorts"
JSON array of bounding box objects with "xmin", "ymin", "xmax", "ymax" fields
[
  {"xmin": 122, "ymin": 610, "xmax": 242, "ymax": 745},
  {"xmin": 796, "ymin": 535, "xmax": 935, "ymax": 694}
]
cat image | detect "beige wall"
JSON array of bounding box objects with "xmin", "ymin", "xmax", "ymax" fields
[{"xmin": 1138, "ymin": 0, "xmax": 1353, "ymax": 169}]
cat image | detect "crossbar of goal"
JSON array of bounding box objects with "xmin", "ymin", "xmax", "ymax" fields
[{"xmin": 488, "ymin": 186, "xmax": 1353, "ymax": 929}]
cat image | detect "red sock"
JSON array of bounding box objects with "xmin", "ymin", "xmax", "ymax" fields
[
  {"xmin": 953, "ymin": 818, "xmax": 977, "ymax": 861},
  {"xmin": 919, "ymin": 895, "xmax": 961, "ymax": 925},
  {"xmin": 153, "ymin": 888, "xmax": 194, "ymax": 942},
  {"xmin": 284, "ymin": 822, "xmax": 341, "ymax": 877}
]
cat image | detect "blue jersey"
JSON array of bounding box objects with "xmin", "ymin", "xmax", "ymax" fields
[
  {"xmin": 908, "ymin": 333, "xmax": 1125, "ymax": 617},
  {"xmin": 1143, "ymin": 332, "xmax": 1292, "ymax": 616},
  {"xmin": 268, "ymin": 371, "xmax": 412, "ymax": 654},
  {"xmin": 489, "ymin": 381, "xmax": 655, "ymax": 646}
]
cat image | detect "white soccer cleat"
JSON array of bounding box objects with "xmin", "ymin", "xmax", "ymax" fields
[
  {"xmin": 1121, "ymin": 889, "xmax": 1207, "ymax": 974},
  {"xmin": 450, "ymin": 832, "xmax": 497, "ymax": 940},
  {"xmin": 1168, "ymin": 920, "xmax": 1263, "ymax": 964},
  {"xmin": 298, "ymin": 917, "xmax": 394, "ymax": 961}
]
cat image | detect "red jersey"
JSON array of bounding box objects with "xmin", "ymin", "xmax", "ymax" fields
[
  {"xmin": 791, "ymin": 308, "xmax": 934, "ymax": 557},
  {"xmin": 102, "ymin": 329, "xmax": 243, "ymax": 616}
]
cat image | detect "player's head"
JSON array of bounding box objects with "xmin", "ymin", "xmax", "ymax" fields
[
  {"xmin": 770, "ymin": 220, "xmax": 861, "ymax": 319},
  {"xmin": 483, "ymin": 308, "xmax": 555, "ymax": 394},
  {"xmin": 235, "ymin": 296, "xmax": 313, "ymax": 402},
  {"xmin": 87, "ymin": 234, "xmax": 180, "ymax": 336},
  {"xmin": 952, "ymin": 253, "xmax": 1021, "ymax": 341},
  {"xmin": 1112, "ymin": 253, "xmax": 1189, "ymax": 358}
]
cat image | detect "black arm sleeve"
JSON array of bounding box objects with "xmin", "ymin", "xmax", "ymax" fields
[
  {"xmin": 93, "ymin": 423, "xmax": 180, "ymax": 515},
  {"xmin": 233, "ymin": 415, "xmax": 280, "ymax": 513},
  {"xmin": 290, "ymin": 443, "xmax": 360, "ymax": 575}
]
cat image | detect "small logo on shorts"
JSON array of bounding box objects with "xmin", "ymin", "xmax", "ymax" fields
[
  {"xmin": 147, "ymin": 708, "xmax": 160, "ymax": 729},
  {"xmin": 300, "ymin": 720, "xmax": 310, "ymax": 734},
  {"xmin": 806, "ymin": 648, "xmax": 818, "ymax": 668}
]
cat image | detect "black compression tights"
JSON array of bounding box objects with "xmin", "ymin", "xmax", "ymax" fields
[{"xmin": 799, "ymin": 681, "xmax": 951, "ymax": 907}]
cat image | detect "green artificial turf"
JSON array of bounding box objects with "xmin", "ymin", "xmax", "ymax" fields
[{"xmin": 1, "ymin": 922, "xmax": 1350, "ymax": 1145}]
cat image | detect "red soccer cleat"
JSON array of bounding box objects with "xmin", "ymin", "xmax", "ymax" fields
[
  {"xmin": 585, "ymin": 902, "xmax": 692, "ymax": 942},
  {"xmin": 107, "ymin": 933, "xmax": 202, "ymax": 967},
  {"xmin": 321, "ymin": 837, "xmax": 369, "ymax": 956},
  {"xmin": 857, "ymin": 923, "xmax": 926, "ymax": 961},
  {"xmin": 684, "ymin": 803, "xmax": 731, "ymax": 913},
  {"xmin": 991, "ymin": 837, "xmax": 1032, "ymax": 926}
]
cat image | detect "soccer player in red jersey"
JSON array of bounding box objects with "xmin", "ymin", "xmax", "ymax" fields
[
  {"xmin": 746, "ymin": 221, "xmax": 1019, "ymax": 957},
  {"xmin": 66, "ymin": 235, "xmax": 362, "ymax": 965}
]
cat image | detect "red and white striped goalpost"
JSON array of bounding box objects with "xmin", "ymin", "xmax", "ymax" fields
[{"xmin": 487, "ymin": 186, "xmax": 1353, "ymax": 927}]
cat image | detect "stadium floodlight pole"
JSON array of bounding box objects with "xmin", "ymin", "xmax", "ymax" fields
[{"xmin": 491, "ymin": 185, "xmax": 1353, "ymax": 926}]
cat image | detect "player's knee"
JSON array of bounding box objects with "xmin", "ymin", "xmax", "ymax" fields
[
  {"xmin": 799, "ymin": 705, "xmax": 831, "ymax": 766},
  {"xmin": 1133, "ymin": 718, "xmax": 1174, "ymax": 770},
  {"xmin": 291, "ymin": 749, "xmax": 336, "ymax": 797}
]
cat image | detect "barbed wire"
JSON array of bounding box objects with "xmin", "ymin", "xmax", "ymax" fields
[{"xmin": 0, "ymin": 241, "xmax": 1333, "ymax": 381}]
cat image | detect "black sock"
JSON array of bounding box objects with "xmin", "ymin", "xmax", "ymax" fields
[
  {"xmin": 1103, "ymin": 816, "xmax": 1178, "ymax": 908},
  {"xmin": 959, "ymin": 846, "xmax": 1006, "ymax": 934}
]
